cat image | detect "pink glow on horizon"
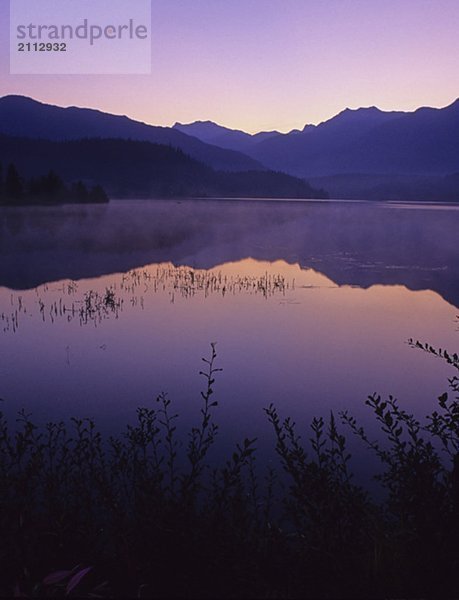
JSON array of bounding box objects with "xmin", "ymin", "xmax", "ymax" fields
[{"xmin": 0, "ymin": 0, "xmax": 458, "ymax": 133}]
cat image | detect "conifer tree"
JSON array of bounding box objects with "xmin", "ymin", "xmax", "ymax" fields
[{"xmin": 5, "ymin": 163, "xmax": 24, "ymax": 202}]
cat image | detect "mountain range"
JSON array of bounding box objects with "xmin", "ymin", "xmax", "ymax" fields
[
  {"xmin": 175, "ymin": 100, "xmax": 459, "ymax": 200},
  {"xmin": 175, "ymin": 100, "xmax": 459, "ymax": 177},
  {"xmin": 0, "ymin": 134, "xmax": 325, "ymax": 200},
  {"xmin": 0, "ymin": 94, "xmax": 458, "ymax": 200},
  {"xmin": 0, "ymin": 95, "xmax": 262, "ymax": 173},
  {"xmin": 174, "ymin": 120, "xmax": 280, "ymax": 154},
  {"xmin": 0, "ymin": 95, "xmax": 329, "ymax": 200}
]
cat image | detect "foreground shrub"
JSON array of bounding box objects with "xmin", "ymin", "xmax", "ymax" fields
[{"xmin": 0, "ymin": 341, "xmax": 458, "ymax": 598}]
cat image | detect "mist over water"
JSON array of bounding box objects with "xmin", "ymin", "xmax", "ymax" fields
[
  {"xmin": 1, "ymin": 198, "xmax": 458, "ymax": 302},
  {"xmin": 0, "ymin": 199, "xmax": 458, "ymax": 466}
]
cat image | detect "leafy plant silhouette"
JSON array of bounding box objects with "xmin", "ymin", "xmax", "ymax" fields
[{"xmin": 1, "ymin": 337, "xmax": 458, "ymax": 598}]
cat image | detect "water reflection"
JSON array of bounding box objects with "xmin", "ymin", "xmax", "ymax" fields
[
  {"xmin": 0, "ymin": 200, "xmax": 457, "ymax": 465},
  {"xmin": 0, "ymin": 257, "xmax": 456, "ymax": 441},
  {"xmin": 1, "ymin": 199, "xmax": 458, "ymax": 306},
  {"xmin": 1, "ymin": 265, "xmax": 293, "ymax": 333}
]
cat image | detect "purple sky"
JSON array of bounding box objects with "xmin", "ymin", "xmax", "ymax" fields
[{"xmin": 1, "ymin": 0, "xmax": 458, "ymax": 133}]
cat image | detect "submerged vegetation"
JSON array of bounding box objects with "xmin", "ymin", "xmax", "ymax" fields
[
  {"xmin": 1, "ymin": 267, "xmax": 293, "ymax": 333},
  {"xmin": 0, "ymin": 338, "xmax": 458, "ymax": 598}
]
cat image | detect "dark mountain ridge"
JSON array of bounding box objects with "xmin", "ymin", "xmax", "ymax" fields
[
  {"xmin": 0, "ymin": 134, "xmax": 327, "ymax": 200},
  {"xmin": 173, "ymin": 99, "xmax": 459, "ymax": 186},
  {"xmin": 279, "ymin": 100, "xmax": 457, "ymax": 177},
  {"xmin": 1, "ymin": 94, "xmax": 458, "ymax": 201},
  {"xmin": 0, "ymin": 95, "xmax": 264, "ymax": 173},
  {"xmin": 173, "ymin": 120, "xmax": 279, "ymax": 153}
]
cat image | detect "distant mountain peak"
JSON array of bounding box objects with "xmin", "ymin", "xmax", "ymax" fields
[
  {"xmin": 173, "ymin": 120, "xmax": 248, "ymax": 143},
  {"xmin": 2, "ymin": 94, "xmax": 36, "ymax": 101},
  {"xmin": 1, "ymin": 94, "xmax": 45, "ymax": 107},
  {"xmin": 0, "ymin": 95, "xmax": 264, "ymax": 173},
  {"xmin": 174, "ymin": 119, "xmax": 219, "ymax": 128},
  {"xmin": 337, "ymin": 105, "xmax": 384, "ymax": 118},
  {"xmin": 172, "ymin": 120, "xmax": 281, "ymax": 153},
  {"xmin": 313, "ymin": 105, "xmax": 406, "ymax": 134},
  {"xmin": 444, "ymin": 97, "xmax": 459, "ymax": 111}
]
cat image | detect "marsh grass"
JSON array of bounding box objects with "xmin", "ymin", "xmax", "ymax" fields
[
  {"xmin": 1, "ymin": 268, "xmax": 292, "ymax": 334},
  {"xmin": 1, "ymin": 340, "xmax": 459, "ymax": 598}
]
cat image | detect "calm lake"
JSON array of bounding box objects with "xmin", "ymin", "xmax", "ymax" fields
[{"xmin": 1, "ymin": 199, "xmax": 458, "ymax": 463}]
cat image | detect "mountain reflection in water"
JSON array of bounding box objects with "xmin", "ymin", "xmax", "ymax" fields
[
  {"xmin": 1, "ymin": 199, "xmax": 458, "ymax": 306},
  {"xmin": 0, "ymin": 199, "xmax": 458, "ymax": 463}
]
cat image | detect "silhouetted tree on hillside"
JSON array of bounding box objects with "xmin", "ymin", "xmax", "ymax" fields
[
  {"xmin": 5, "ymin": 163, "xmax": 24, "ymax": 202},
  {"xmin": 0, "ymin": 163, "xmax": 108, "ymax": 206},
  {"xmin": 70, "ymin": 181, "xmax": 89, "ymax": 203},
  {"xmin": 0, "ymin": 162, "xmax": 3, "ymax": 202},
  {"xmin": 28, "ymin": 171, "xmax": 66, "ymax": 203},
  {"xmin": 89, "ymin": 184, "xmax": 109, "ymax": 204}
]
